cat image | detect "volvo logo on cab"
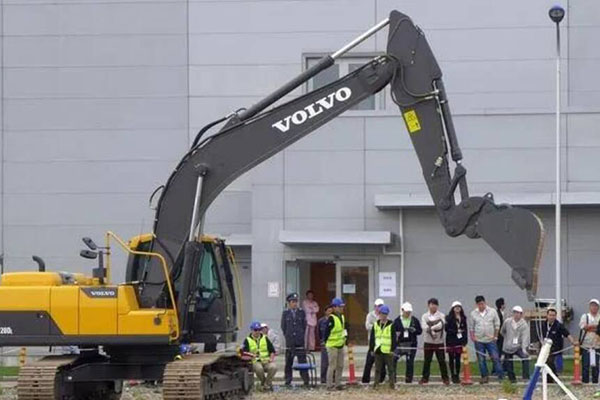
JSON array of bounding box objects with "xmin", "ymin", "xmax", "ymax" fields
[{"xmin": 272, "ymin": 87, "xmax": 352, "ymax": 133}]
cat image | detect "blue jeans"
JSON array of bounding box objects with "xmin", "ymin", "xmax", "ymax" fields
[{"xmin": 475, "ymin": 341, "xmax": 503, "ymax": 379}]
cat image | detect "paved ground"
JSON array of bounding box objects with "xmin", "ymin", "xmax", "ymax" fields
[{"xmin": 1, "ymin": 382, "xmax": 599, "ymax": 400}]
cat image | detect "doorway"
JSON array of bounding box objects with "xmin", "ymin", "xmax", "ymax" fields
[
  {"xmin": 287, "ymin": 259, "xmax": 373, "ymax": 345},
  {"xmin": 337, "ymin": 262, "xmax": 371, "ymax": 345}
]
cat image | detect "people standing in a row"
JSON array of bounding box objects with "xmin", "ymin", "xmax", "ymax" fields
[
  {"xmin": 318, "ymin": 304, "xmax": 333, "ymax": 384},
  {"xmin": 302, "ymin": 290, "xmax": 319, "ymax": 351},
  {"xmin": 445, "ymin": 301, "xmax": 468, "ymax": 384},
  {"xmin": 470, "ymin": 295, "xmax": 503, "ymax": 383},
  {"xmin": 420, "ymin": 298, "xmax": 450, "ymax": 385},
  {"xmin": 500, "ymin": 305, "xmax": 530, "ymax": 383},
  {"xmin": 368, "ymin": 305, "xmax": 396, "ymax": 389},
  {"xmin": 362, "ymin": 298, "xmax": 385, "ymax": 384},
  {"xmin": 579, "ymin": 298, "xmax": 600, "ymax": 384},
  {"xmin": 324, "ymin": 297, "xmax": 347, "ymax": 390},
  {"xmin": 394, "ymin": 302, "xmax": 421, "ymax": 383},
  {"xmin": 280, "ymin": 293, "xmax": 309, "ymax": 387}
]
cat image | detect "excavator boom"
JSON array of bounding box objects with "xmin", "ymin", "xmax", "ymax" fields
[{"xmin": 144, "ymin": 10, "xmax": 544, "ymax": 323}]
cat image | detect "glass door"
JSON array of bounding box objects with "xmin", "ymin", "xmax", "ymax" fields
[{"xmin": 336, "ymin": 261, "xmax": 372, "ymax": 345}]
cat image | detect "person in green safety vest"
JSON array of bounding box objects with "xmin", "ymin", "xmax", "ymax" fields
[
  {"xmin": 323, "ymin": 297, "xmax": 347, "ymax": 390},
  {"xmin": 368, "ymin": 305, "xmax": 397, "ymax": 389},
  {"xmin": 241, "ymin": 321, "xmax": 278, "ymax": 391}
]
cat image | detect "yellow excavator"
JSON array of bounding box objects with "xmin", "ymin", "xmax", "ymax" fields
[{"xmin": 0, "ymin": 10, "xmax": 545, "ymax": 399}]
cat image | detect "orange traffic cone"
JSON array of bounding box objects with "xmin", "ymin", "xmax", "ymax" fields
[
  {"xmin": 347, "ymin": 343, "xmax": 357, "ymax": 385},
  {"xmin": 461, "ymin": 346, "xmax": 473, "ymax": 385},
  {"xmin": 572, "ymin": 345, "xmax": 582, "ymax": 385}
]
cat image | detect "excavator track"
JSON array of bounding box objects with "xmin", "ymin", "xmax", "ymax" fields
[
  {"xmin": 163, "ymin": 353, "xmax": 252, "ymax": 400},
  {"xmin": 17, "ymin": 355, "xmax": 78, "ymax": 400}
]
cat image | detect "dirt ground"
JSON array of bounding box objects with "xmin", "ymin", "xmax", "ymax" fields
[{"xmin": 1, "ymin": 383, "xmax": 599, "ymax": 400}]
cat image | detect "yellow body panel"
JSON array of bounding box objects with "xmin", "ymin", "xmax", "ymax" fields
[
  {"xmin": 118, "ymin": 310, "xmax": 177, "ymax": 336},
  {"xmin": 117, "ymin": 285, "xmax": 139, "ymax": 315},
  {"xmin": 50, "ymin": 286, "xmax": 80, "ymax": 335},
  {"xmin": 0, "ymin": 286, "xmax": 51, "ymax": 310},
  {"xmin": 1, "ymin": 272, "xmax": 62, "ymax": 286},
  {"xmin": 79, "ymin": 288, "xmax": 117, "ymax": 335}
]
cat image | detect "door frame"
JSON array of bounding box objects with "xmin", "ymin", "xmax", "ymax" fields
[{"xmin": 335, "ymin": 260, "xmax": 374, "ymax": 310}]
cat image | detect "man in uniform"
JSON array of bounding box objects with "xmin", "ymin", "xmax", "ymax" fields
[
  {"xmin": 280, "ymin": 293, "xmax": 309, "ymax": 386},
  {"xmin": 241, "ymin": 321, "xmax": 277, "ymax": 391}
]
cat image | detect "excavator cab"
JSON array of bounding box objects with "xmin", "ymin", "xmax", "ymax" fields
[{"xmin": 125, "ymin": 234, "xmax": 239, "ymax": 348}]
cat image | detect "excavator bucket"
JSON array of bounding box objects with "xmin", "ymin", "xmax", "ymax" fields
[{"xmin": 476, "ymin": 205, "xmax": 545, "ymax": 300}]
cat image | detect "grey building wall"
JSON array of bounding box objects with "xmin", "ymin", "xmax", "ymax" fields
[
  {"xmin": 0, "ymin": 0, "xmax": 189, "ymax": 277},
  {"xmin": 0, "ymin": 0, "xmax": 598, "ymax": 338}
]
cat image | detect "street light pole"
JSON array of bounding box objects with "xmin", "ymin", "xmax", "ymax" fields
[{"xmin": 549, "ymin": 5, "xmax": 565, "ymax": 320}]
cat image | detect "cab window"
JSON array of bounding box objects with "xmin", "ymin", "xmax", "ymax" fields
[{"xmin": 195, "ymin": 246, "xmax": 222, "ymax": 309}]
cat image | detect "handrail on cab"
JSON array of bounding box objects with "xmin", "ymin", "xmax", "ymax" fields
[{"xmin": 104, "ymin": 230, "xmax": 180, "ymax": 341}]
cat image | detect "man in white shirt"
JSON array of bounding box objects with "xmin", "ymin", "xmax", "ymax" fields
[
  {"xmin": 579, "ymin": 298, "xmax": 600, "ymax": 383},
  {"xmin": 361, "ymin": 298, "xmax": 385, "ymax": 384},
  {"xmin": 469, "ymin": 295, "xmax": 503, "ymax": 383}
]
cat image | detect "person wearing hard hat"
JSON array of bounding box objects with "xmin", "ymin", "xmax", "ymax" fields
[
  {"xmin": 579, "ymin": 298, "xmax": 600, "ymax": 383},
  {"xmin": 260, "ymin": 323, "xmax": 281, "ymax": 353},
  {"xmin": 445, "ymin": 301, "xmax": 468, "ymax": 384},
  {"xmin": 241, "ymin": 321, "xmax": 278, "ymax": 391},
  {"xmin": 393, "ymin": 301, "xmax": 421, "ymax": 383},
  {"xmin": 362, "ymin": 298, "xmax": 386, "ymax": 384},
  {"xmin": 368, "ymin": 305, "xmax": 397, "ymax": 389},
  {"xmin": 324, "ymin": 297, "xmax": 347, "ymax": 390},
  {"xmin": 500, "ymin": 305, "xmax": 530, "ymax": 383}
]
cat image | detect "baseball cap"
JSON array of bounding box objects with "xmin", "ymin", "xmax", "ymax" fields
[
  {"xmin": 590, "ymin": 299, "xmax": 600, "ymax": 306},
  {"xmin": 512, "ymin": 305, "xmax": 523, "ymax": 313},
  {"xmin": 379, "ymin": 305, "xmax": 390, "ymax": 315},
  {"xmin": 374, "ymin": 298, "xmax": 385, "ymax": 306},
  {"xmin": 451, "ymin": 301, "xmax": 462, "ymax": 309},
  {"xmin": 401, "ymin": 302, "xmax": 413, "ymax": 312},
  {"xmin": 331, "ymin": 297, "xmax": 345, "ymax": 307}
]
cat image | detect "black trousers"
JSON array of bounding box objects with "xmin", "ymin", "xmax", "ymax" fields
[
  {"xmin": 394, "ymin": 347, "xmax": 416, "ymax": 383},
  {"xmin": 361, "ymin": 350, "xmax": 386, "ymax": 383},
  {"xmin": 448, "ymin": 351, "xmax": 461, "ymax": 380},
  {"xmin": 582, "ymin": 348, "xmax": 600, "ymax": 384},
  {"xmin": 320, "ymin": 345, "xmax": 328, "ymax": 383},
  {"xmin": 422, "ymin": 343, "xmax": 449, "ymax": 381},
  {"xmin": 284, "ymin": 346, "xmax": 309, "ymax": 385}
]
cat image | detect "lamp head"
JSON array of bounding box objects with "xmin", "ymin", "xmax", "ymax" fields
[{"xmin": 549, "ymin": 5, "xmax": 565, "ymax": 24}]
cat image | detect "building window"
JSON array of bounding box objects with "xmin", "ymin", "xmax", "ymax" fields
[{"xmin": 305, "ymin": 56, "xmax": 385, "ymax": 111}]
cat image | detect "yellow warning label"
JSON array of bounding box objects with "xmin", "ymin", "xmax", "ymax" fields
[{"xmin": 403, "ymin": 110, "xmax": 421, "ymax": 133}]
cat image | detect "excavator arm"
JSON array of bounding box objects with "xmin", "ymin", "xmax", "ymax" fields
[{"xmin": 141, "ymin": 11, "xmax": 544, "ymax": 336}]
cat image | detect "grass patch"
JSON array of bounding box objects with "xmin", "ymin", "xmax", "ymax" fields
[
  {"xmin": 0, "ymin": 366, "xmax": 19, "ymax": 376},
  {"xmin": 394, "ymin": 358, "xmax": 575, "ymax": 379}
]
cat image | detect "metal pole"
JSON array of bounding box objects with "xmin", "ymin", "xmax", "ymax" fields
[
  {"xmin": 331, "ymin": 18, "xmax": 390, "ymax": 59},
  {"xmin": 549, "ymin": 5, "xmax": 565, "ymax": 320}
]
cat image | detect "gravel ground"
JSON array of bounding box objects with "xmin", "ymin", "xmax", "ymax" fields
[{"xmin": 1, "ymin": 383, "xmax": 598, "ymax": 399}]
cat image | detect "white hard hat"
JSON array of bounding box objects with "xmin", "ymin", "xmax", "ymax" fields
[
  {"xmin": 451, "ymin": 301, "xmax": 462, "ymax": 309},
  {"xmin": 512, "ymin": 305, "xmax": 523, "ymax": 313},
  {"xmin": 374, "ymin": 298, "xmax": 385, "ymax": 306},
  {"xmin": 260, "ymin": 323, "xmax": 268, "ymax": 328},
  {"xmin": 401, "ymin": 302, "xmax": 413, "ymax": 312},
  {"xmin": 590, "ymin": 299, "xmax": 600, "ymax": 306}
]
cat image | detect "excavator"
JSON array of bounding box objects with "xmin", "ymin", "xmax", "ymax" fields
[{"xmin": 0, "ymin": 10, "xmax": 544, "ymax": 399}]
